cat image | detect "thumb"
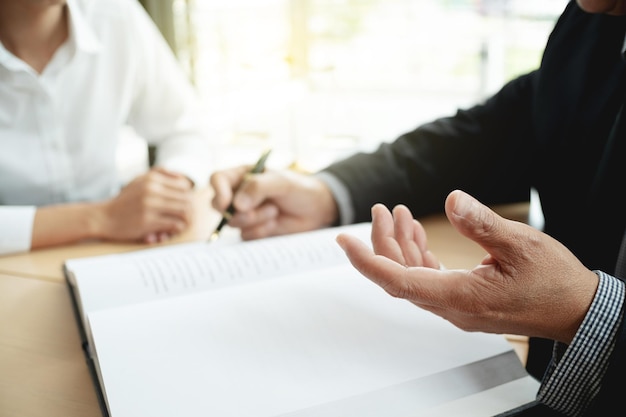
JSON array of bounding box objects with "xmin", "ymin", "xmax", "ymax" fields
[{"xmin": 444, "ymin": 190, "xmax": 521, "ymax": 263}]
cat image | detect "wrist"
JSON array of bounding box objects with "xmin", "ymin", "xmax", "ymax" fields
[
  {"xmin": 314, "ymin": 171, "xmax": 351, "ymax": 226},
  {"xmin": 87, "ymin": 201, "xmax": 111, "ymax": 240},
  {"xmin": 31, "ymin": 202, "xmax": 108, "ymax": 249},
  {"xmin": 317, "ymin": 180, "xmax": 340, "ymax": 227},
  {"xmin": 557, "ymin": 270, "xmax": 600, "ymax": 344}
]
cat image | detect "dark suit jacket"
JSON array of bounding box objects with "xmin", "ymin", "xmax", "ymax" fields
[{"xmin": 322, "ymin": 2, "xmax": 626, "ymax": 415}]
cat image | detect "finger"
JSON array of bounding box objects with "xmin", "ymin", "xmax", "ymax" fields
[
  {"xmin": 444, "ymin": 190, "xmax": 523, "ymax": 265},
  {"xmin": 337, "ymin": 232, "xmax": 399, "ymax": 291},
  {"xmin": 141, "ymin": 174, "xmax": 194, "ymax": 210},
  {"xmin": 152, "ymin": 217, "xmax": 187, "ymax": 235},
  {"xmin": 242, "ymin": 208, "xmax": 326, "ymax": 240},
  {"xmin": 392, "ymin": 205, "xmax": 425, "ymax": 267},
  {"xmin": 410, "ymin": 219, "xmax": 441, "ymax": 268},
  {"xmin": 143, "ymin": 230, "xmax": 172, "ymax": 244},
  {"xmin": 139, "ymin": 208, "xmax": 188, "ymax": 234},
  {"xmin": 209, "ymin": 166, "xmax": 250, "ymax": 211},
  {"xmin": 336, "ymin": 232, "xmax": 451, "ymax": 303},
  {"xmin": 233, "ymin": 170, "xmax": 298, "ymax": 212},
  {"xmin": 147, "ymin": 186, "xmax": 193, "ymax": 205},
  {"xmin": 411, "ymin": 219, "xmax": 429, "ymax": 253},
  {"xmin": 370, "ymin": 204, "xmax": 408, "ymax": 264},
  {"xmin": 229, "ymin": 203, "xmax": 279, "ymax": 229},
  {"xmin": 422, "ymin": 249, "xmax": 441, "ymax": 269},
  {"xmin": 143, "ymin": 195, "xmax": 193, "ymax": 223},
  {"xmin": 237, "ymin": 201, "xmax": 340, "ymax": 241},
  {"xmin": 151, "ymin": 166, "xmax": 178, "ymax": 177},
  {"xmin": 143, "ymin": 232, "xmax": 158, "ymax": 244},
  {"xmin": 152, "ymin": 166, "xmax": 192, "ymax": 182},
  {"xmin": 240, "ymin": 218, "xmax": 278, "ymax": 240},
  {"xmin": 156, "ymin": 231, "xmax": 171, "ymax": 242},
  {"xmin": 148, "ymin": 168, "xmax": 194, "ymax": 192}
]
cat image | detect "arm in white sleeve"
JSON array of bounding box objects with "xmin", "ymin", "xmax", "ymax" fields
[
  {"xmin": 0, "ymin": 206, "xmax": 36, "ymax": 256},
  {"xmin": 124, "ymin": 0, "xmax": 212, "ymax": 187}
]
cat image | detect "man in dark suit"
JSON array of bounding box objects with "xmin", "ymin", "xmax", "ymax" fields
[{"xmin": 210, "ymin": 1, "xmax": 626, "ymax": 415}]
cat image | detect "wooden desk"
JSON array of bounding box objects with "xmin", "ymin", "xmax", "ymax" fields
[
  {"xmin": 0, "ymin": 273, "xmax": 101, "ymax": 417},
  {"xmin": 0, "ymin": 197, "xmax": 530, "ymax": 284},
  {"xmin": 0, "ymin": 200, "xmax": 530, "ymax": 417}
]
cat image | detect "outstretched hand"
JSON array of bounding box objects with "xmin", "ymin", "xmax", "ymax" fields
[{"xmin": 336, "ymin": 190, "xmax": 599, "ymax": 344}]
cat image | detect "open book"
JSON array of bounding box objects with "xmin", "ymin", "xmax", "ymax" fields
[{"xmin": 64, "ymin": 223, "xmax": 539, "ymax": 417}]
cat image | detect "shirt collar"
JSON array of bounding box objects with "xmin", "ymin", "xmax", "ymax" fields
[
  {"xmin": 0, "ymin": 0, "xmax": 101, "ymax": 72},
  {"xmin": 66, "ymin": 0, "xmax": 101, "ymax": 55},
  {"xmin": 0, "ymin": 43, "xmax": 22, "ymax": 72}
]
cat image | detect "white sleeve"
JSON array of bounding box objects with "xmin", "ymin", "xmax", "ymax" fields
[
  {"xmin": 124, "ymin": 0, "xmax": 212, "ymax": 187},
  {"xmin": 0, "ymin": 206, "xmax": 36, "ymax": 256},
  {"xmin": 314, "ymin": 171, "xmax": 355, "ymax": 225}
]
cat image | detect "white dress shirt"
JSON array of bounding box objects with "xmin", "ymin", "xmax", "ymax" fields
[{"xmin": 0, "ymin": 0, "xmax": 211, "ymax": 255}]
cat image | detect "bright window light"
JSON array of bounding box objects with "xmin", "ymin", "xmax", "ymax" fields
[{"xmin": 175, "ymin": 0, "xmax": 566, "ymax": 171}]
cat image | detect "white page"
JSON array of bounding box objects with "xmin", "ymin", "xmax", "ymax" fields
[
  {"xmin": 88, "ymin": 263, "xmax": 534, "ymax": 417},
  {"xmin": 66, "ymin": 223, "xmax": 372, "ymax": 325}
]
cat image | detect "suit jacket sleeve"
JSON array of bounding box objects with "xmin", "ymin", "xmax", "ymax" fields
[{"xmin": 320, "ymin": 72, "xmax": 537, "ymax": 223}]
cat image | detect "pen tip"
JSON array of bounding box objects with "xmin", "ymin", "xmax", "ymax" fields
[{"xmin": 209, "ymin": 232, "xmax": 219, "ymax": 242}]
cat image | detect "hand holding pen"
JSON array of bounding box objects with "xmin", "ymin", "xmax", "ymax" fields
[{"xmin": 210, "ymin": 149, "xmax": 272, "ymax": 241}]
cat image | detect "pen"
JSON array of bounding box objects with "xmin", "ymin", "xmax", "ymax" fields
[{"xmin": 209, "ymin": 148, "xmax": 272, "ymax": 242}]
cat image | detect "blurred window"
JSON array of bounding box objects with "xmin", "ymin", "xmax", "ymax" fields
[{"xmin": 173, "ymin": 0, "xmax": 567, "ymax": 169}]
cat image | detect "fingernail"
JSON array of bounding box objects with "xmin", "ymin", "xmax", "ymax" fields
[
  {"xmin": 454, "ymin": 194, "xmax": 469, "ymax": 216},
  {"xmin": 453, "ymin": 191, "xmax": 476, "ymax": 218}
]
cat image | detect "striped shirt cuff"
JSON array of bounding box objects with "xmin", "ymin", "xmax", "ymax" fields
[{"xmin": 537, "ymin": 271, "xmax": 625, "ymax": 416}]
